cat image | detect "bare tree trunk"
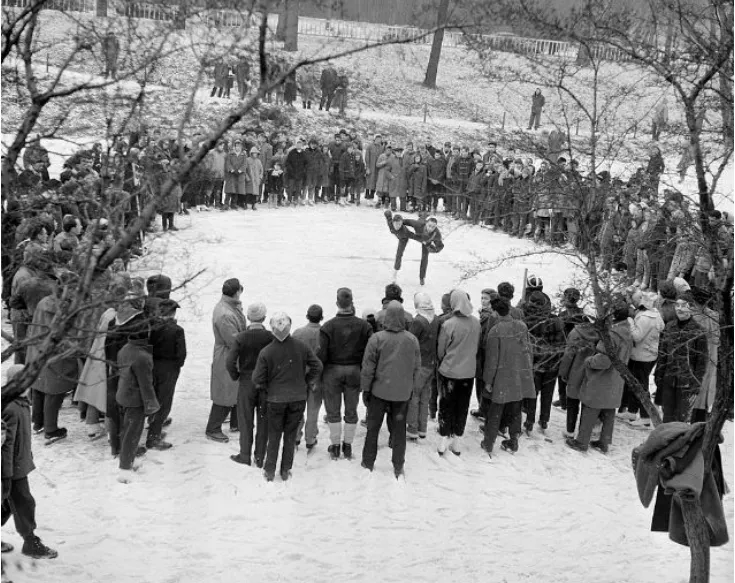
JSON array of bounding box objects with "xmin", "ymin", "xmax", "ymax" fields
[
  {"xmin": 276, "ymin": 0, "xmax": 287, "ymax": 42},
  {"xmin": 423, "ymin": 0, "xmax": 450, "ymax": 89},
  {"xmin": 679, "ymin": 495, "xmax": 711, "ymax": 583},
  {"xmin": 96, "ymin": 0, "xmax": 108, "ymax": 18},
  {"xmin": 717, "ymin": 3, "xmax": 734, "ymax": 147},
  {"xmin": 283, "ymin": 0, "xmax": 298, "ymax": 52}
]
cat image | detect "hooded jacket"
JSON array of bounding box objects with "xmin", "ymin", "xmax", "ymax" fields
[
  {"xmin": 437, "ymin": 290, "xmax": 481, "ymax": 379},
  {"xmin": 558, "ymin": 323, "xmax": 600, "ymax": 399},
  {"xmin": 579, "ymin": 321, "xmax": 633, "ymax": 410},
  {"xmin": 360, "ymin": 301, "xmax": 421, "ymax": 402},
  {"xmin": 252, "ymin": 335, "xmax": 323, "ymax": 403},
  {"xmin": 628, "ymin": 308, "xmax": 665, "ymax": 362}
]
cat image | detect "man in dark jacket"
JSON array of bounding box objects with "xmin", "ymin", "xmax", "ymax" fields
[
  {"xmin": 471, "ymin": 288, "xmax": 499, "ymax": 421},
  {"xmin": 226, "ymin": 303, "xmax": 274, "ymax": 467},
  {"xmin": 338, "ymin": 142, "xmax": 357, "ymax": 205},
  {"xmin": 407, "ymin": 292, "xmax": 438, "ymax": 440},
  {"xmin": 360, "ymin": 301, "xmax": 421, "ymax": 478},
  {"xmin": 252, "ymin": 313, "xmax": 322, "ymax": 482},
  {"xmin": 144, "ymin": 273, "xmax": 172, "ymax": 319},
  {"xmin": 319, "ymin": 66, "xmax": 339, "ymax": 111},
  {"xmin": 285, "ymin": 140, "xmax": 308, "ymax": 205},
  {"xmin": 292, "ymin": 304, "xmax": 324, "ymax": 450},
  {"xmin": 318, "ymin": 288, "xmax": 373, "ymax": 460},
  {"xmin": 523, "ymin": 290, "xmax": 565, "ymax": 435},
  {"xmin": 375, "ymin": 283, "xmax": 414, "ymax": 331},
  {"xmin": 103, "ymin": 31, "xmax": 120, "ymax": 79},
  {"xmin": 553, "ymin": 287, "xmax": 585, "ymax": 410},
  {"xmin": 146, "ymin": 299, "xmax": 186, "ymax": 451},
  {"xmin": 2, "ymin": 365, "xmax": 58, "ymax": 559},
  {"xmin": 116, "ymin": 327, "xmax": 160, "ymax": 482}
]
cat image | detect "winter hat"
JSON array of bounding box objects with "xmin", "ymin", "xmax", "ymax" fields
[
  {"xmin": 306, "ymin": 304, "xmax": 323, "ymax": 323},
  {"xmin": 270, "ymin": 312, "xmax": 292, "ymax": 342},
  {"xmin": 526, "ymin": 275, "xmax": 543, "ymax": 292},
  {"xmin": 413, "ymin": 292, "xmax": 435, "ymax": 323},
  {"xmin": 383, "ymin": 283, "xmax": 403, "ymax": 304},
  {"xmin": 146, "ymin": 274, "xmax": 172, "ymax": 299},
  {"xmin": 362, "ymin": 308, "xmax": 377, "ymax": 319},
  {"xmin": 563, "ymin": 287, "xmax": 581, "ymax": 305},
  {"xmin": 336, "ymin": 287, "xmax": 353, "ymax": 310},
  {"xmin": 247, "ymin": 302, "xmax": 267, "ymax": 323},
  {"xmin": 440, "ymin": 291, "xmax": 453, "ymax": 314},
  {"xmin": 497, "ymin": 282, "xmax": 515, "ymax": 300},
  {"xmin": 640, "ymin": 292, "xmax": 657, "ymax": 311},
  {"xmin": 159, "ymin": 299, "xmax": 180, "ymax": 317},
  {"xmin": 673, "ymin": 277, "xmax": 691, "ymax": 296},
  {"xmin": 528, "ymin": 291, "xmax": 547, "ymax": 309},
  {"xmin": 222, "ymin": 278, "xmax": 242, "ymax": 297},
  {"xmin": 481, "ymin": 288, "xmax": 499, "ymax": 300}
]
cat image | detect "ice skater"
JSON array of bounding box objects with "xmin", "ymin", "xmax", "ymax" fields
[{"xmin": 384, "ymin": 210, "xmax": 444, "ymax": 285}]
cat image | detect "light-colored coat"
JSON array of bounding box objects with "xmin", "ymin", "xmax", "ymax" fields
[
  {"xmin": 210, "ymin": 295, "xmax": 247, "ymax": 406},
  {"xmin": 483, "ymin": 315, "xmax": 535, "ymax": 404},
  {"xmin": 437, "ymin": 290, "xmax": 481, "ymax": 379},
  {"xmin": 74, "ymin": 308, "xmax": 115, "ymax": 412},
  {"xmin": 364, "ymin": 142, "xmax": 383, "ymax": 190},
  {"xmin": 246, "ymin": 156, "xmax": 264, "ymax": 195},
  {"xmin": 375, "ymin": 152, "xmax": 400, "ymax": 195},
  {"xmin": 557, "ymin": 324, "xmax": 599, "ymax": 400},
  {"xmin": 628, "ymin": 309, "xmax": 664, "ymax": 362},
  {"xmin": 692, "ymin": 306, "xmax": 720, "ymax": 411}
]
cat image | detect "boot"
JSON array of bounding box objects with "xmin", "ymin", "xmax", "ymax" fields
[
  {"xmin": 448, "ymin": 435, "xmax": 461, "ymax": 456},
  {"xmin": 342, "ymin": 442, "xmax": 352, "ymax": 460},
  {"xmin": 437, "ymin": 435, "xmax": 449, "ymax": 455},
  {"xmin": 590, "ymin": 440, "xmax": 609, "ymax": 454},
  {"xmin": 146, "ymin": 435, "xmax": 173, "ymax": 450},
  {"xmin": 480, "ymin": 439, "xmax": 494, "ymax": 457},
  {"xmin": 565, "ymin": 437, "xmax": 588, "ymax": 452},
  {"xmin": 501, "ymin": 437, "xmax": 519, "ymax": 453},
  {"xmin": 280, "ymin": 470, "xmax": 292, "ymax": 481},
  {"xmin": 394, "ymin": 465, "xmax": 404, "ymax": 479},
  {"xmin": 328, "ymin": 444, "xmax": 341, "ymax": 460},
  {"xmin": 22, "ymin": 535, "xmax": 58, "ymax": 559}
]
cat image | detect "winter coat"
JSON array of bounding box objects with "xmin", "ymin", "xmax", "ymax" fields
[
  {"xmin": 455, "ymin": 156, "xmax": 473, "ymax": 183},
  {"xmin": 75, "ymin": 307, "xmax": 116, "ymax": 412},
  {"xmin": 225, "ymin": 325, "xmax": 274, "ymax": 382},
  {"xmin": 304, "ymin": 148, "xmax": 322, "ymax": 177},
  {"xmin": 691, "ymin": 307, "xmax": 719, "ymax": 411},
  {"xmin": 523, "ymin": 299, "xmax": 565, "ymax": 373},
  {"xmin": 158, "ymin": 174, "xmax": 182, "ymax": 214},
  {"xmin": 558, "ymin": 324, "xmax": 600, "ymax": 399},
  {"xmin": 531, "ymin": 91, "xmax": 545, "ymax": 113},
  {"xmin": 361, "ymin": 302, "xmax": 421, "ymax": 402},
  {"xmin": 318, "ymin": 312, "xmax": 374, "ymax": 367},
  {"xmin": 376, "ymin": 297, "xmax": 414, "ymax": 331},
  {"xmin": 409, "ymin": 313, "xmax": 439, "ymax": 369},
  {"xmin": 116, "ymin": 339, "xmax": 159, "ymax": 415},
  {"xmin": 2, "ymin": 396, "xmax": 34, "ymax": 480},
  {"xmin": 285, "ymin": 148, "xmax": 308, "ymax": 182},
  {"xmin": 9, "ymin": 274, "xmax": 55, "ymax": 318},
  {"xmin": 245, "ymin": 157, "xmax": 264, "ymax": 195},
  {"xmin": 364, "ymin": 143, "xmax": 383, "ymax": 190},
  {"xmin": 258, "ymin": 143, "xmax": 273, "ymax": 173},
  {"xmin": 339, "ymin": 150, "xmax": 357, "ymax": 181},
  {"xmin": 375, "ymin": 152, "xmax": 400, "ymax": 195},
  {"xmin": 252, "ymin": 336, "xmax": 322, "ymax": 403},
  {"xmin": 628, "ymin": 308, "xmax": 665, "ymax": 362},
  {"xmin": 655, "ymin": 318, "xmax": 707, "ymax": 395},
  {"xmin": 407, "ymin": 163, "xmax": 428, "ymax": 199},
  {"xmin": 26, "ymin": 295, "xmax": 80, "ymax": 395},
  {"xmin": 427, "ymin": 157, "xmax": 446, "ymax": 185},
  {"xmin": 103, "ymin": 33, "xmax": 120, "ymax": 63},
  {"xmin": 668, "ymin": 240, "xmax": 696, "ymax": 279},
  {"xmin": 210, "ymin": 295, "xmax": 247, "ymax": 406},
  {"xmin": 320, "ymin": 67, "xmax": 339, "ymax": 95},
  {"xmin": 578, "ymin": 321, "xmax": 633, "ymax": 410},
  {"xmin": 437, "ymin": 290, "xmax": 481, "ymax": 379},
  {"xmin": 151, "ymin": 318, "xmax": 187, "ymax": 368},
  {"xmin": 476, "ymin": 309, "xmax": 498, "ymax": 380},
  {"xmin": 291, "ymin": 322, "xmax": 321, "ymax": 355},
  {"xmin": 225, "ymin": 151, "xmax": 248, "ymax": 195},
  {"xmin": 483, "ymin": 315, "xmax": 536, "ymax": 404}
]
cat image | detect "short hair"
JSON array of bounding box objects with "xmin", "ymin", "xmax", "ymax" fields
[
  {"xmin": 62, "ymin": 214, "xmax": 79, "ymax": 232},
  {"xmin": 27, "ymin": 221, "xmax": 48, "ymax": 241},
  {"xmin": 493, "ymin": 297, "xmax": 510, "ymax": 316},
  {"xmin": 497, "ymin": 282, "xmax": 515, "ymax": 299},
  {"xmin": 658, "ymin": 280, "xmax": 678, "ymax": 301}
]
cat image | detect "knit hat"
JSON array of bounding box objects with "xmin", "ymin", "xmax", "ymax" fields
[
  {"xmin": 481, "ymin": 288, "xmax": 499, "ymax": 300},
  {"xmin": 526, "ymin": 275, "xmax": 543, "ymax": 292},
  {"xmin": 640, "ymin": 292, "xmax": 657, "ymax": 310},
  {"xmin": 222, "ymin": 278, "xmax": 242, "ymax": 297},
  {"xmin": 159, "ymin": 299, "xmax": 180, "ymax": 317},
  {"xmin": 337, "ymin": 287, "xmax": 353, "ymax": 309},
  {"xmin": 413, "ymin": 292, "xmax": 435, "ymax": 323},
  {"xmin": 247, "ymin": 302, "xmax": 267, "ymax": 322},
  {"xmin": 383, "ymin": 283, "xmax": 403, "ymax": 304},
  {"xmin": 270, "ymin": 312, "xmax": 291, "ymax": 342},
  {"xmin": 497, "ymin": 282, "xmax": 515, "ymax": 300},
  {"xmin": 362, "ymin": 308, "xmax": 377, "ymax": 319},
  {"xmin": 306, "ymin": 304, "xmax": 323, "ymax": 323},
  {"xmin": 673, "ymin": 277, "xmax": 691, "ymax": 295}
]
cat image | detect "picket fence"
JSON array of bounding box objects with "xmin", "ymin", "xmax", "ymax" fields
[{"xmin": 1, "ymin": 0, "xmax": 629, "ymax": 62}]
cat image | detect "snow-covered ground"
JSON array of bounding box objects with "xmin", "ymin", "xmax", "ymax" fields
[{"xmin": 2, "ymin": 207, "xmax": 732, "ymax": 583}]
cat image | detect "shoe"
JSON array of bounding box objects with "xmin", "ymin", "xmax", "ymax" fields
[
  {"xmin": 255, "ymin": 457, "xmax": 264, "ymax": 468},
  {"xmin": 501, "ymin": 438, "xmax": 519, "ymax": 453},
  {"xmin": 429, "ymin": 413, "xmax": 437, "ymax": 421},
  {"xmin": 418, "ymin": 432, "xmax": 427, "ymax": 439},
  {"xmin": 169, "ymin": 226, "xmax": 179, "ymax": 232},
  {"xmin": 135, "ymin": 445, "xmax": 147, "ymax": 457},
  {"xmin": 44, "ymin": 428, "xmax": 68, "ymax": 442},
  {"xmin": 480, "ymin": 440, "xmax": 493, "ymax": 456},
  {"xmin": 629, "ymin": 418, "xmax": 652, "ymax": 429},
  {"xmin": 361, "ymin": 461, "xmax": 373, "ymax": 472},
  {"xmin": 230, "ymin": 454, "xmax": 251, "ymax": 465},
  {"xmin": 565, "ymin": 437, "xmax": 588, "ymax": 452},
  {"xmin": 590, "ymin": 440, "xmax": 609, "ymax": 454},
  {"xmin": 394, "ymin": 465, "xmax": 404, "ymax": 479},
  {"xmin": 328, "ymin": 444, "xmax": 341, "ymax": 460},
  {"xmin": 230, "ymin": 426, "xmax": 240, "ymax": 433},
  {"xmin": 306, "ymin": 439, "xmax": 317, "ymax": 451},
  {"xmin": 539, "ymin": 421, "xmax": 548, "ymax": 432},
  {"xmin": 21, "ymin": 535, "xmax": 58, "ymax": 559},
  {"xmin": 205, "ymin": 431, "xmax": 229, "ymax": 443},
  {"xmin": 437, "ymin": 436, "xmax": 449, "ymax": 455},
  {"xmin": 420, "ymin": 278, "xmax": 425, "ymax": 286},
  {"xmin": 524, "ymin": 422, "xmax": 533, "ymax": 436},
  {"xmin": 552, "ymin": 400, "xmax": 567, "ymax": 410},
  {"xmin": 342, "ymin": 442, "xmax": 352, "ymax": 460},
  {"xmin": 264, "ymin": 471, "xmax": 275, "ymax": 482},
  {"xmin": 1, "ymin": 542, "xmax": 13, "ymax": 553},
  {"xmin": 406, "ymin": 431, "xmax": 419, "ymax": 441},
  {"xmin": 146, "ymin": 436, "xmax": 173, "ymax": 450},
  {"xmin": 280, "ymin": 470, "xmax": 291, "ymax": 481},
  {"xmin": 448, "ymin": 436, "xmax": 461, "ymax": 456},
  {"xmin": 618, "ymin": 412, "xmax": 637, "ymax": 422},
  {"xmin": 360, "ymin": 419, "xmax": 368, "ymax": 428},
  {"xmin": 33, "ymin": 424, "xmax": 44, "ymax": 434}
]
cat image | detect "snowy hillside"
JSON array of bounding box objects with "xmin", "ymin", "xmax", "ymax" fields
[{"xmin": 2, "ymin": 207, "xmax": 732, "ymax": 583}]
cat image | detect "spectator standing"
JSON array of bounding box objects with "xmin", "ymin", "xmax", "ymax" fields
[
  {"xmin": 528, "ymin": 88, "xmax": 545, "ymax": 130},
  {"xmin": 102, "ymin": 31, "xmax": 120, "ymax": 79}
]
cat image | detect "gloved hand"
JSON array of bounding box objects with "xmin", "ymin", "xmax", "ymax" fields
[{"xmin": 384, "ymin": 209, "xmax": 393, "ymax": 218}]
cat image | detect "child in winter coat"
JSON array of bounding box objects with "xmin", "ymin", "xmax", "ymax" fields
[
  {"xmin": 1, "ymin": 364, "xmax": 58, "ymax": 559},
  {"xmin": 266, "ymin": 162, "xmax": 285, "ymax": 209},
  {"xmin": 116, "ymin": 327, "xmax": 160, "ymax": 483},
  {"xmin": 146, "ymin": 299, "xmax": 186, "ymax": 450}
]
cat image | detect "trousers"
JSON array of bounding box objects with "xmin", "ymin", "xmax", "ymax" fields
[
  {"xmin": 1, "ymin": 477, "xmax": 36, "ymax": 538},
  {"xmin": 264, "ymin": 401, "xmax": 306, "ymax": 475}
]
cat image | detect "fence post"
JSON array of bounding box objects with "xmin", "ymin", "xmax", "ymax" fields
[
  {"xmin": 423, "ymin": 102, "xmax": 427, "ymax": 123},
  {"xmin": 501, "ymin": 111, "xmax": 505, "ymax": 130},
  {"xmin": 576, "ymin": 118, "xmax": 580, "ymax": 136},
  {"xmin": 46, "ymin": 53, "xmax": 49, "ymax": 74},
  {"xmin": 633, "ymin": 123, "xmax": 637, "ymax": 138}
]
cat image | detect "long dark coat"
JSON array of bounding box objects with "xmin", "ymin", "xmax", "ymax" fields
[{"xmin": 225, "ymin": 151, "xmax": 248, "ymax": 195}]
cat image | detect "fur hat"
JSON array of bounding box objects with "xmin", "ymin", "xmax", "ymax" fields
[
  {"xmin": 497, "ymin": 282, "xmax": 515, "ymax": 299},
  {"xmin": 383, "ymin": 283, "xmax": 403, "ymax": 304},
  {"xmin": 247, "ymin": 302, "xmax": 267, "ymax": 322},
  {"xmin": 222, "ymin": 278, "xmax": 242, "ymax": 297},
  {"xmin": 306, "ymin": 304, "xmax": 323, "ymax": 322},
  {"xmin": 481, "ymin": 288, "xmax": 499, "ymax": 300},
  {"xmin": 270, "ymin": 312, "xmax": 291, "ymax": 342},
  {"xmin": 159, "ymin": 299, "xmax": 180, "ymax": 317},
  {"xmin": 337, "ymin": 287, "xmax": 353, "ymax": 309},
  {"xmin": 526, "ymin": 275, "xmax": 543, "ymax": 292}
]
